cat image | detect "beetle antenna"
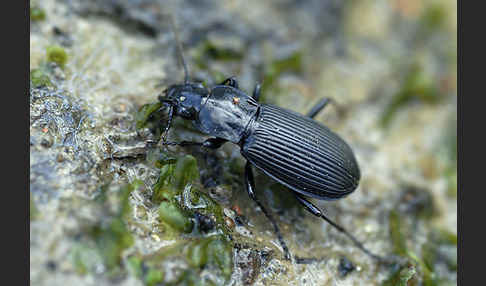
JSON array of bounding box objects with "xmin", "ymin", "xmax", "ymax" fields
[{"xmin": 169, "ymin": 14, "xmax": 190, "ymax": 84}]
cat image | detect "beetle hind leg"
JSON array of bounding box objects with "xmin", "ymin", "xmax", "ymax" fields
[
  {"xmin": 294, "ymin": 194, "xmax": 392, "ymax": 264},
  {"xmin": 306, "ymin": 98, "xmax": 332, "ymax": 119},
  {"xmin": 244, "ymin": 162, "xmax": 291, "ymax": 260},
  {"xmin": 161, "ymin": 137, "xmax": 227, "ymax": 149},
  {"xmin": 252, "ymin": 83, "xmax": 261, "ymax": 102}
]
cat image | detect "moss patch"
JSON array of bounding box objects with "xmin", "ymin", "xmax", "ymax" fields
[
  {"xmin": 72, "ymin": 181, "xmax": 141, "ymax": 275},
  {"xmin": 381, "ymin": 64, "xmax": 441, "ymax": 128},
  {"xmin": 46, "ymin": 45, "xmax": 68, "ymax": 68},
  {"xmin": 159, "ymin": 199, "xmax": 194, "ymax": 233},
  {"xmin": 193, "ymin": 39, "xmax": 244, "ymax": 70},
  {"xmin": 135, "ymin": 235, "xmax": 233, "ymax": 285},
  {"xmin": 30, "ymin": 5, "xmax": 46, "ymax": 21},
  {"xmin": 30, "ymin": 68, "xmax": 52, "ymax": 87},
  {"xmin": 387, "ymin": 207, "xmax": 456, "ymax": 285},
  {"xmin": 152, "ymin": 155, "xmax": 200, "ymax": 204},
  {"xmin": 261, "ymin": 50, "xmax": 303, "ymax": 103}
]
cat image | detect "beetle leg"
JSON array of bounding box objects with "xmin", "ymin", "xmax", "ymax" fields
[
  {"xmin": 252, "ymin": 83, "xmax": 261, "ymax": 102},
  {"xmin": 294, "ymin": 194, "xmax": 389, "ymax": 263},
  {"xmin": 162, "ymin": 137, "xmax": 227, "ymax": 149},
  {"xmin": 220, "ymin": 76, "xmax": 239, "ymax": 89},
  {"xmin": 306, "ymin": 98, "xmax": 331, "ymax": 119},
  {"xmin": 161, "ymin": 141, "xmax": 202, "ymax": 147},
  {"xmin": 202, "ymin": 137, "xmax": 227, "ymax": 149},
  {"xmin": 244, "ymin": 162, "xmax": 291, "ymax": 260},
  {"xmin": 161, "ymin": 105, "xmax": 175, "ymax": 143}
]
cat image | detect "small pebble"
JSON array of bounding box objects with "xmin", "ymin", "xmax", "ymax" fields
[
  {"xmin": 224, "ymin": 217, "xmax": 235, "ymax": 229},
  {"xmin": 56, "ymin": 153, "xmax": 65, "ymax": 162},
  {"xmin": 338, "ymin": 256, "xmax": 356, "ymax": 278},
  {"xmin": 41, "ymin": 139, "xmax": 52, "ymax": 148}
]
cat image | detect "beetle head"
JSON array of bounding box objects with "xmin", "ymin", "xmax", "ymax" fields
[{"xmin": 159, "ymin": 82, "xmax": 209, "ymax": 120}]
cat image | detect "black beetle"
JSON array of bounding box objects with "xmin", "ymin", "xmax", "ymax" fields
[{"xmin": 151, "ymin": 17, "xmax": 388, "ymax": 263}]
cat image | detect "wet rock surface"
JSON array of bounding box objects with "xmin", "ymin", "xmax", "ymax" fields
[{"xmin": 31, "ymin": 0, "xmax": 457, "ymax": 285}]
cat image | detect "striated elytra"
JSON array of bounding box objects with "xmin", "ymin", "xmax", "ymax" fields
[{"xmin": 242, "ymin": 103, "xmax": 361, "ymax": 201}]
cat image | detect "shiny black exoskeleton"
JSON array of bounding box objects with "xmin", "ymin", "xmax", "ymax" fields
[{"xmin": 156, "ymin": 76, "xmax": 387, "ymax": 262}]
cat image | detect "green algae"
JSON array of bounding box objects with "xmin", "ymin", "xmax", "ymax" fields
[
  {"xmin": 30, "ymin": 68, "xmax": 52, "ymax": 87},
  {"xmin": 201, "ymin": 40, "xmax": 243, "ymax": 61},
  {"xmin": 389, "ymin": 210, "xmax": 407, "ymax": 257},
  {"xmin": 387, "ymin": 207, "xmax": 456, "ymax": 285},
  {"xmin": 152, "ymin": 155, "xmax": 229, "ymax": 236},
  {"xmin": 90, "ymin": 216, "xmax": 134, "ymax": 271},
  {"xmin": 138, "ymin": 235, "xmax": 233, "ymax": 286},
  {"xmin": 46, "ymin": 45, "xmax": 68, "ymax": 68},
  {"xmin": 186, "ymin": 236, "xmax": 232, "ymax": 274},
  {"xmin": 145, "ymin": 269, "xmax": 165, "ymax": 286},
  {"xmin": 381, "ymin": 64, "xmax": 441, "ymax": 128},
  {"xmin": 30, "ymin": 5, "xmax": 46, "ymax": 22},
  {"xmin": 261, "ymin": 50, "xmax": 303, "ymax": 103},
  {"xmin": 422, "ymin": 228, "xmax": 457, "ymax": 274},
  {"xmin": 136, "ymin": 102, "xmax": 163, "ymax": 129},
  {"xmin": 180, "ymin": 183, "xmax": 230, "ymax": 236},
  {"xmin": 126, "ymin": 155, "xmax": 234, "ymax": 285},
  {"xmin": 193, "ymin": 39, "xmax": 244, "ymax": 70},
  {"xmin": 152, "ymin": 155, "xmax": 200, "ymax": 204},
  {"xmin": 152, "ymin": 164, "xmax": 177, "ymax": 203},
  {"xmin": 159, "ymin": 199, "xmax": 194, "ymax": 233},
  {"xmin": 382, "ymin": 264, "xmax": 417, "ymax": 286},
  {"xmin": 205, "ymin": 236, "xmax": 233, "ymax": 279},
  {"xmin": 187, "ymin": 239, "xmax": 210, "ymax": 268},
  {"xmin": 420, "ymin": 2, "xmax": 448, "ymax": 32},
  {"xmin": 154, "ymin": 153, "xmax": 177, "ymax": 168},
  {"xmin": 173, "ymin": 156, "xmax": 201, "ymax": 191},
  {"xmin": 77, "ymin": 181, "xmax": 140, "ymax": 274},
  {"xmin": 127, "ymin": 256, "xmax": 143, "ymax": 278}
]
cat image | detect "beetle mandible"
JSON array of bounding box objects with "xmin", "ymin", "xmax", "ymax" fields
[{"xmin": 151, "ymin": 16, "xmax": 388, "ymax": 263}]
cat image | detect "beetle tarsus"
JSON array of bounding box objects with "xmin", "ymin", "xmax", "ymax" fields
[{"xmin": 245, "ymin": 161, "xmax": 291, "ymax": 260}]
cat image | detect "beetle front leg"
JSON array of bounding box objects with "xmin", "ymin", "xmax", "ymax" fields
[
  {"xmin": 244, "ymin": 162, "xmax": 291, "ymax": 260},
  {"xmin": 201, "ymin": 137, "xmax": 227, "ymax": 149},
  {"xmin": 294, "ymin": 194, "xmax": 391, "ymax": 263},
  {"xmin": 162, "ymin": 137, "xmax": 227, "ymax": 150}
]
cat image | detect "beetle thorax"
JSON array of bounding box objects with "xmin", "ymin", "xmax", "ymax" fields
[{"xmin": 193, "ymin": 86, "xmax": 259, "ymax": 143}]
